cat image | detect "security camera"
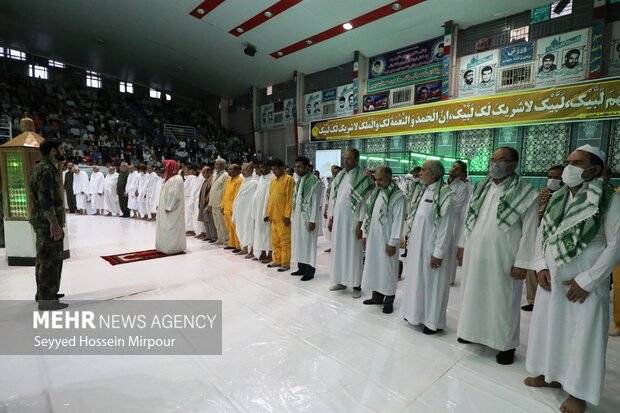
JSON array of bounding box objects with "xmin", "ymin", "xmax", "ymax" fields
[{"xmin": 244, "ymin": 44, "xmax": 257, "ymax": 57}]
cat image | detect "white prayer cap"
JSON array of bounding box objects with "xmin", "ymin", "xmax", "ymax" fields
[{"xmin": 576, "ymin": 144, "xmax": 606, "ymax": 163}]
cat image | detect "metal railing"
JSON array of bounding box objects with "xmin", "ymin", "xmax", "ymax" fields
[
  {"xmin": 163, "ymin": 124, "xmax": 206, "ymax": 145},
  {"xmin": 0, "ymin": 114, "xmax": 12, "ymax": 143}
]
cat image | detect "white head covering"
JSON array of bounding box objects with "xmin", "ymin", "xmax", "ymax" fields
[{"xmin": 576, "ymin": 144, "xmax": 606, "ymax": 163}]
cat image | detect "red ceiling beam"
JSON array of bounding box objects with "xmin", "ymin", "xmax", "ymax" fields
[
  {"xmin": 271, "ymin": 0, "xmax": 426, "ymax": 59},
  {"xmin": 190, "ymin": 0, "xmax": 226, "ymax": 19},
  {"xmin": 230, "ymin": 0, "xmax": 303, "ymax": 36}
]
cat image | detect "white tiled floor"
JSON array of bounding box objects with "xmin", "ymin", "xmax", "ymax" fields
[{"xmin": 0, "ymin": 214, "xmax": 618, "ymax": 412}]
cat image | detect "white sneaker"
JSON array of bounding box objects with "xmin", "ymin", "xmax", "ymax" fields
[
  {"xmin": 352, "ymin": 290, "xmax": 362, "ymax": 299},
  {"xmin": 329, "ymin": 284, "xmax": 346, "ymax": 291}
]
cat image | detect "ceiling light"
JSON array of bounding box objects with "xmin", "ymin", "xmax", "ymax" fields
[
  {"xmin": 277, "ymin": 51, "xmax": 284, "ymax": 56},
  {"xmin": 392, "ymin": 3, "xmax": 401, "ymax": 10},
  {"xmin": 342, "ymin": 23, "xmax": 353, "ymax": 30},
  {"xmin": 306, "ymin": 39, "xmax": 313, "ymax": 45},
  {"xmin": 236, "ymin": 27, "xmax": 244, "ymax": 33},
  {"xmin": 196, "ymin": 8, "xmax": 205, "ymax": 15},
  {"xmin": 264, "ymin": 11, "xmax": 273, "ymax": 18}
]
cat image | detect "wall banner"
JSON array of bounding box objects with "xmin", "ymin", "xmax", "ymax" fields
[
  {"xmin": 368, "ymin": 37, "xmax": 444, "ymax": 78},
  {"xmin": 283, "ymin": 98, "xmax": 296, "ymax": 125},
  {"xmin": 309, "ymin": 79, "xmax": 620, "ymax": 141},
  {"xmin": 535, "ymin": 28, "xmax": 589, "ymax": 88},
  {"xmin": 304, "ymin": 92, "xmax": 323, "ymax": 121},
  {"xmin": 500, "ymin": 42, "xmax": 534, "ymax": 67},
  {"xmin": 336, "ymin": 83, "xmax": 355, "ymax": 117},
  {"xmin": 260, "ymin": 103, "xmax": 274, "ymax": 129},
  {"xmin": 608, "ymin": 21, "xmax": 620, "ymax": 77},
  {"xmin": 459, "ymin": 50, "xmax": 499, "ymax": 98},
  {"xmin": 367, "ymin": 63, "xmax": 443, "ymax": 93}
]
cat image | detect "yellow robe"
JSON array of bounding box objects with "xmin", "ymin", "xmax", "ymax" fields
[
  {"xmin": 222, "ymin": 175, "xmax": 242, "ymax": 248},
  {"xmin": 267, "ymin": 174, "xmax": 295, "ymax": 266}
]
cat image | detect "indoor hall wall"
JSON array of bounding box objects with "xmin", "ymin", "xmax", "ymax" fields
[
  {"xmin": 300, "ymin": 119, "xmax": 620, "ymax": 188},
  {"xmin": 257, "ymin": 126, "xmax": 297, "ymax": 165},
  {"xmin": 227, "ymin": 108, "xmax": 254, "ymax": 149},
  {"xmin": 304, "ymin": 62, "xmax": 354, "ymax": 94}
]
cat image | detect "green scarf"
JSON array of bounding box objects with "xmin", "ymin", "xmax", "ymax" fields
[
  {"xmin": 292, "ymin": 173, "xmax": 321, "ymax": 217},
  {"xmin": 542, "ymin": 178, "xmax": 614, "ymax": 267},
  {"xmin": 465, "ymin": 174, "xmax": 537, "ymax": 233},
  {"xmin": 405, "ymin": 180, "xmax": 454, "ymax": 234},
  {"xmin": 330, "ymin": 167, "xmax": 375, "ymax": 211},
  {"xmin": 364, "ymin": 182, "xmax": 405, "ymax": 234}
]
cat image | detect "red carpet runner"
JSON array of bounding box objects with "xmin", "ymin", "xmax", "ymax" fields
[{"xmin": 101, "ymin": 249, "xmax": 185, "ymax": 266}]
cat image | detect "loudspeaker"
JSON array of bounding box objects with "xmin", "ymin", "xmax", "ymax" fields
[{"xmin": 244, "ymin": 44, "xmax": 257, "ymax": 57}]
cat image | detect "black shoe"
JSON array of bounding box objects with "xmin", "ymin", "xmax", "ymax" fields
[
  {"xmin": 277, "ymin": 266, "xmax": 290, "ymax": 272},
  {"xmin": 521, "ymin": 304, "xmax": 534, "ymax": 312},
  {"xmin": 300, "ymin": 275, "xmax": 314, "ymax": 281},
  {"xmin": 224, "ymin": 246, "xmax": 234, "ymax": 250},
  {"xmin": 400, "ymin": 252, "xmax": 407, "ymax": 257},
  {"xmin": 423, "ymin": 326, "xmax": 443, "ymax": 335},
  {"xmin": 457, "ymin": 337, "xmax": 472, "ymax": 344},
  {"xmin": 208, "ymin": 239, "xmax": 218, "ymax": 243},
  {"xmin": 382, "ymin": 304, "xmax": 393, "ymax": 314},
  {"xmin": 496, "ymin": 349, "xmax": 516, "ymax": 365},
  {"xmin": 363, "ymin": 291, "xmax": 385, "ymax": 305},
  {"xmin": 38, "ymin": 301, "xmax": 69, "ymax": 311},
  {"xmin": 35, "ymin": 293, "xmax": 65, "ymax": 302},
  {"xmin": 291, "ymin": 270, "xmax": 304, "ymax": 276},
  {"xmin": 232, "ymin": 249, "xmax": 241, "ymax": 253}
]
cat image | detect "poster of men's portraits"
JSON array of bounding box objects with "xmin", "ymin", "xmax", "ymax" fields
[
  {"xmin": 362, "ymin": 92, "xmax": 389, "ymax": 113},
  {"xmin": 368, "ymin": 36, "xmax": 444, "ymax": 78},
  {"xmin": 336, "ymin": 83, "xmax": 355, "ymax": 117},
  {"xmin": 609, "ymin": 21, "xmax": 620, "ymax": 77},
  {"xmin": 458, "ymin": 50, "xmax": 499, "ymax": 98},
  {"xmin": 535, "ymin": 28, "xmax": 588, "ymax": 87},
  {"xmin": 414, "ymin": 80, "xmax": 442, "ymax": 105},
  {"xmin": 260, "ymin": 103, "xmax": 274, "ymax": 129},
  {"xmin": 304, "ymin": 92, "xmax": 323, "ymax": 121},
  {"xmin": 283, "ymin": 98, "xmax": 296, "ymax": 125}
]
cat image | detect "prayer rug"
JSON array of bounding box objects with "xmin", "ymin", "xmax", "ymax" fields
[{"xmin": 101, "ymin": 249, "xmax": 184, "ymax": 266}]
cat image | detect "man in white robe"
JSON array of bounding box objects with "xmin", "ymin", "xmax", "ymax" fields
[
  {"xmin": 291, "ymin": 157, "xmax": 322, "ymax": 281},
  {"xmin": 72, "ymin": 166, "xmax": 89, "ymax": 215},
  {"xmin": 208, "ymin": 159, "xmax": 229, "ymax": 246},
  {"xmin": 139, "ymin": 165, "xmax": 158, "ymax": 220},
  {"xmin": 155, "ymin": 160, "xmax": 186, "ymax": 254},
  {"xmin": 88, "ymin": 166, "xmax": 105, "ymax": 215},
  {"xmin": 134, "ymin": 166, "xmax": 147, "ymax": 218},
  {"xmin": 311, "ymin": 170, "xmax": 324, "ymax": 238},
  {"xmin": 401, "ymin": 166, "xmax": 423, "ymax": 259},
  {"xmin": 151, "ymin": 169, "xmax": 164, "ymax": 219},
  {"xmin": 103, "ymin": 166, "xmax": 121, "ymax": 216},
  {"xmin": 525, "ymin": 146, "xmax": 620, "ymax": 413},
  {"xmin": 360, "ymin": 166, "xmax": 405, "ymax": 312},
  {"xmin": 190, "ymin": 169, "xmax": 205, "ymax": 236},
  {"xmin": 401, "ymin": 161, "xmax": 455, "ymax": 332},
  {"xmin": 328, "ymin": 148, "xmax": 375, "ymax": 299},
  {"xmin": 252, "ymin": 160, "xmax": 274, "ymax": 263},
  {"xmin": 446, "ymin": 161, "xmax": 472, "ymax": 285},
  {"xmin": 126, "ymin": 165, "xmax": 140, "ymax": 218},
  {"xmin": 456, "ymin": 147, "xmax": 538, "ymax": 365},
  {"xmin": 183, "ymin": 165, "xmax": 198, "ymax": 235},
  {"xmin": 323, "ymin": 165, "xmax": 342, "ymax": 252},
  {"xmin": 233, "ymin": 163, "xmax": 258, "ymax": 257}
]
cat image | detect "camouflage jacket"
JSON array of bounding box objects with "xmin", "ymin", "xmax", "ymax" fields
[{"xmin": 29, "ymin": 158, "xmax": 65, "ymax": 227}]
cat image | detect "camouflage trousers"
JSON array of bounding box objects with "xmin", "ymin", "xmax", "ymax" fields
[{"xmin": 32, "ymin": 224, "xmax": 64, "ymax": 301}]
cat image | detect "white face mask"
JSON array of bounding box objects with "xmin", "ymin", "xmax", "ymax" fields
[
  {"xmin": 489, "ymin": 162, "xmax": 511, "ymax": 180},
  {"xmin": 547, "ymin": 178, "xmax": 562, "ymax": 191},
  {"xmin": 412, "ymin": 177, "xmax": 420, "ymax": 183},
  {"xmin": 561, "ymin": 164, "xmax": 585, "ymax": 188}
]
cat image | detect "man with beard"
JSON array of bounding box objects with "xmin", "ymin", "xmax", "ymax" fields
[{"xmin": 562, "ymin": 49, "xmax": 581, "ymax": 70}]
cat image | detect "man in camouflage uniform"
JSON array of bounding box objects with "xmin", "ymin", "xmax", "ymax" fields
[{"xmin": 30, "ymin": 139, "xmax": 68, "ymax": 311}]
